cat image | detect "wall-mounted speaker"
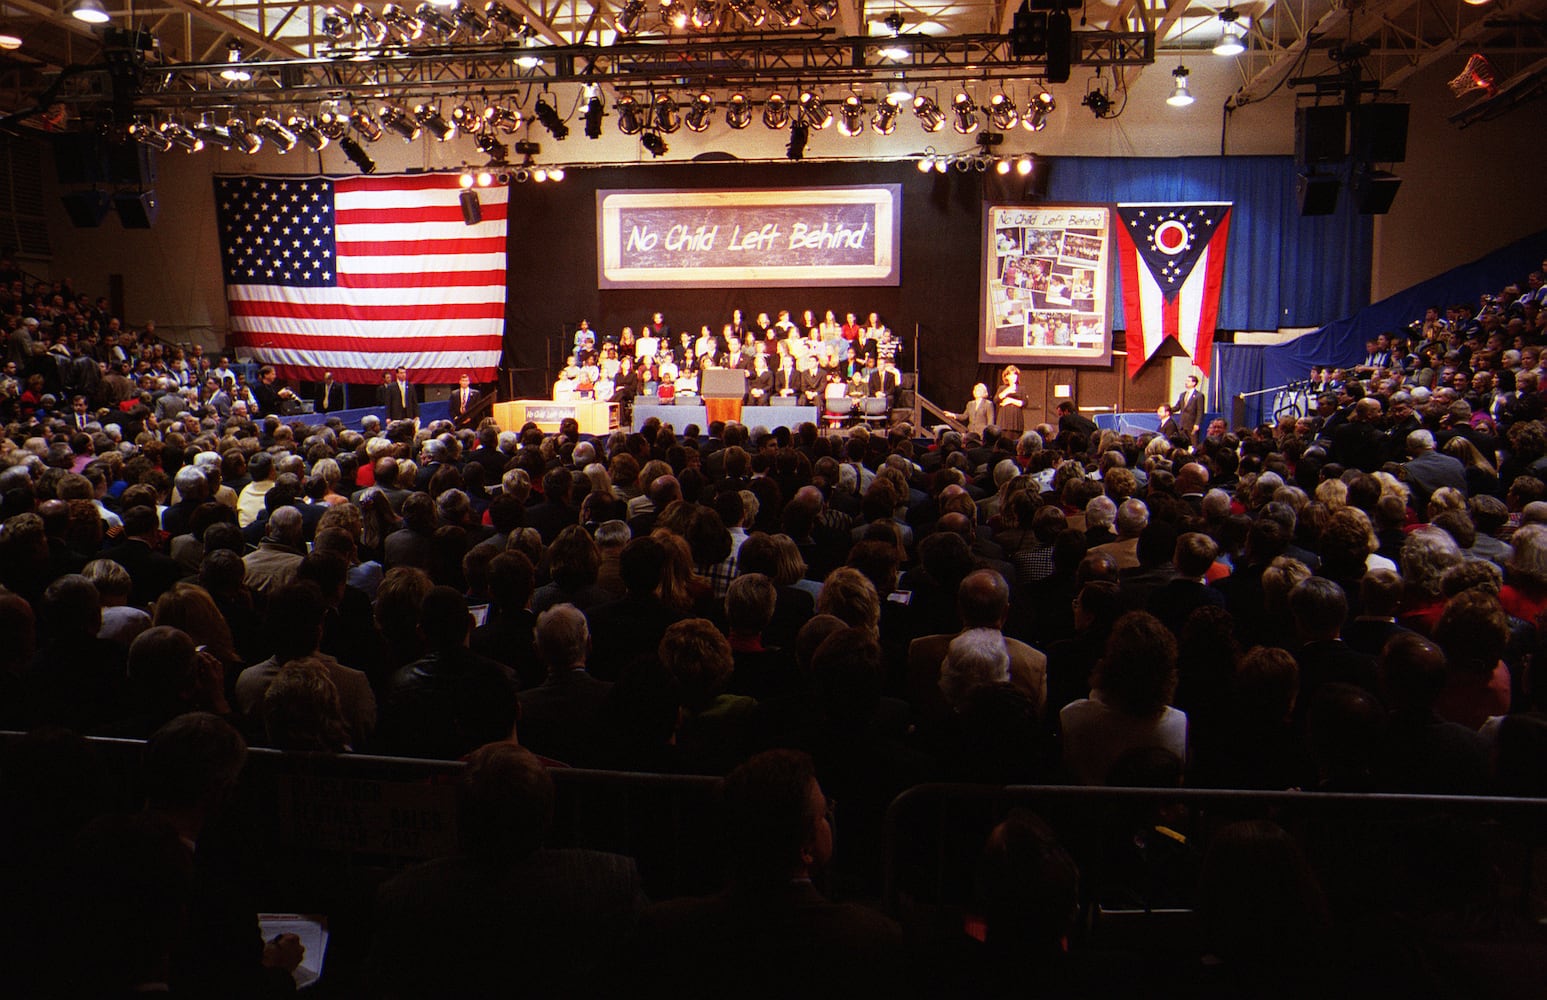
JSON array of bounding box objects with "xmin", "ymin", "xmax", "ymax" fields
[
  {"xmin": 1297, "ymin": 173, "xmax": 1340, "ymax": 216},
  {"xmin": 1352, "ymin": 104, "xmax": 1409, "ymax": 164},
  {"xmin": 113, "ymin": 190, "xmax": 159, "ymax": 229},
  {"xmin": 1295, "ymin": 106, "xmax": 1346, "ymax": 165},
  {"xmin": 1355, "ymin": 170, "xmax": 1402, "ymax": 215},
  {"xmin": 60, "ymin": 190, "xmax": 113, "ymax": 227}
]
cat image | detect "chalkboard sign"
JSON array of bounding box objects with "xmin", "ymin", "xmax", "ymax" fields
[{"xmin": 597, "ymin": 185, "xmax": 901, "ymax": 288}]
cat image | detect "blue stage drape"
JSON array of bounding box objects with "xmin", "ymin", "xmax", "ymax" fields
[
  {"xmin": 1211, "ymin": 342, "xmax": 1266, "ymax": 428},
  {"xmin": 1261, "ymin": 227, "xmax": 1547, "ymax": 393},
  {"xmin": 1044, "ymin": 156, "xmax": 1373, "ymax": 334}
]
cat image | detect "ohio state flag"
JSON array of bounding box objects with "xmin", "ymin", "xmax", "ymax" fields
[{"xmin": 1114, "ymin": 202, "xmax": 1231, "ymax": 378}]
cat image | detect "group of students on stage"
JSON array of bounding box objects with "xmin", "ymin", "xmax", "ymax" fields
[{"xmin": 554, "ymin": 308, "xmax": 906, "ymax": 409}]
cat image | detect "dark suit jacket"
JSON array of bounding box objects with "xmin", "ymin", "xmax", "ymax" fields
[
  {"xmin": 382, "ymin": 380, "xmax": 419, "ymax": 420},
  {"xmin": 585, "ymin": 594, "xmax": 684, "ymax": 681},
  {"xmin": 516, "ymin": 669, "xmax": 614, "ymax": 765},
  {"xmin": 102, "ymin": 537, "xmax": 183, "ymax": 608},
  {"xmin": 316, "ymin": 380, "xmax": 345, "ymax": 412},
  {"xmin": 1403, "ymin": 449, "xmax": 1469, "ymax": 510},
  {"xmin": 449, "ymin": 387, "xmax": 481, "ymax": 427},
  {"xmin": 1174, "ymin": 388, "xmax": 1204, "ymax": 439},
  {"xmin": 377, "ymin": 647, "xmax": 519, "ymax": 759}
]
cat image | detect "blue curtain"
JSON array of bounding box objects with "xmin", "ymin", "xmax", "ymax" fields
[
  {"xmin": 1044, "ymin": 156, "xmax": 1373, "ymax": 333},
  {"xmin": 1211, "ymin": 343, "xmax": 1266, "ymax": 427},
  {"xmin": 1261, "ymin": 227, "xmax": 1547, "ymax": 392}
]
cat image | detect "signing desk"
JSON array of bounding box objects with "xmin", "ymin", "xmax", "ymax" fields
[
  {"xmin": 632, "ymin": 402, "xmax": 820, "ymax": 431},
  {"xmin": 492, "ymin": 399, "xmax": 619, "ymax": 435}
]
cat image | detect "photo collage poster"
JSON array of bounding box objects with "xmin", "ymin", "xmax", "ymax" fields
[{"xmin": 980, "ymin": 204, "xmax": 1113, "ymax": 367}]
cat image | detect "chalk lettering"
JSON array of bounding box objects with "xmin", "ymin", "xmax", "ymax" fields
[{"xmin": 626, "ymin": 225, "xmax": 659, "ymax": 251}]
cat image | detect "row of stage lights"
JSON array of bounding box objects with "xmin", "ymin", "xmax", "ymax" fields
[{"xmin": 917, "ymin": 150, "xmax": 1037, "ymax": 176}]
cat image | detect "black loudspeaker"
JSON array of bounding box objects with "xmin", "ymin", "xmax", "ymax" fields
[
  {"xmin": 1295, "ymin": 106, "xmax": 1346, "ymax": 164},
  {"xmin": 1297, "ymin": 173, "xmax": 1341, "ymax": 216},
  {"xmin": 1010, "ymin": 4, "xmax": 1045, "ymax": 56},
  {"xmin": 53, "ymin": 134, "xmax": 106, "ymax": 185},
  {"xmin": 1352, "ymin": 103, "xmax": 1409, "ymax": 163},
  {"xmin": 1355, "ymin": 170, "xmax": 1402, "ymax": 214},
  {"xmin": 113, "ymin": 190, "xmax": 158, "ymax": 228},
  {"xmin": 106, "ymin": 142, "xmax": 157, "ymax": 187},
  {"xmin": 60, "ymin": 190, "xmax": 113, "ymax": 227},
  {"xmin": 1045, "ymin": 9, "xmax": 1072, "ymax": 84}
]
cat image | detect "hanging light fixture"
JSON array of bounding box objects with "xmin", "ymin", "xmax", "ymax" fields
[
  {"xmin": 349, "ymin": 105, "xmax": 384, "ymax": 141},
  {"xmin": 379, "ymin": 104, "xmax": 421, "ymax": 141},
  {"xmin": 951, "ymin": 92, "xmax": 979, "ymax": 134},
  {"xmin": 288, "ymin": 112, "xmax": 330, "ymax": 150},
  {"xmin": 69, "ymin": 0, "xmax": 109, "ymax": 23},
  {"xmin": 1167, "ymin": 65, "xmax": 1195, "ymax": 106},
  {"xmin": 616, "ymin": 0, "xmax": 645, "ymax": 33},
  {"xmin": 0, "ymin": 26, "xmax": 20, "ymax": 49},
  {"xmin": 871, "ymin": 94, "xmax": 901, "ymax": 134},
  {"xmin": 616, "ymin": 95, "xmax": 644, "ymax": 135},
  {"xmin": 415, "ymin": 1, "xmax": 457, "ymax": 37},
  {"xmin": 228, "ymin": 116, "xmax": 264, "ymax": 155},
  {"xmin": 158, "ymin": 120, "xmax": 203, "ymax": 152},
  {"xmin": 727, "ymin": 0, "xmax": 764, "ymax": 26},
  {"xmin": 129, "ymin": 120, "xmax": 174, "ymax": 152},
  {"xmin": 797, "ymin": 90, "xmax": 832, "ymax": 130},
  {"xmin": 987, "ymin": 93, "xmax": 1018, "ymax": 130},
  {"xmin": 475, "ymin": 132, "xmax": 509, "ymax": 162},
  {"xmin": 660, "ymin": 0, "xmax": 688, "ymax": 28},
  {"xmin": 254, "ymin": 115, "xmax": 299, "ymax": 152},
  {"xmin": 380, "ymin": 3, "xmax": 424, "ymax": 40},
  {"xmin": 453, "ymin": 0, "xmax": 489, "ymax": 34},
  {"xmin": 652, "ymin": 93, "xmax": 682, "ymax": 133},
  {"xmin": 483, "ymin": 102, "xmax": 522, "ymax": 133},
  {"xmin": 684, "ymin": 92, "xmax": 715, "ymax": 132},
  {"xmin": 340, "ymin": 135, "xmax": 377, "ymax": 172},
  {"xmin": 808, "ymin": 0, "xmax": 838, "ymax": 20},
  {"xmin": 352, "ymin": 4, "xmax": 388, "ymax": 44},
  {"xmin": 763, "ymin": 93, "xmax": 790, "ymax": 130},
  {"xmin": 766, "ymin": 0, "xmax": 802, "ymax": 26},
  {"xmin": 485, "ymin": 1, "xmax": 529, "ymax": 35},
  {"xmin": 690, "ymin": 0, "xmax": 716, "ymax": 29},
  {"xmin": 1024, "ymin": 88, "xmax": 1054, "ymax": 130},
  {"xmin": 583, "ymin": 85, "xmax": 604, "ymax": 138},
  {"xmin": 724, "ymin": 93, "xmax": 752, "ymax": 129},
  {"xmin": 319, "ymin": 6, "xmax": 351, "ymax": 40},
  {"xmin": 220, "ymin": 41, "xmax": 251, "ymax": 82},
  {"xmin": 1213, "ymin": 8, "xmax": 1246, "ymax": 56},
  {"xmin": 533, "ymin": 93, "xmax": 568, "ymax": 139},
  {"xmin": 913, "ymin": 94, "xmax": 944, "ymax": 132},
  {"xmin": 837, "ymin": 95, "xmax": 865, "ymax": 136},
  {"xmin": 192, "ymin": 114, "xmax": 235, "ymax": 149},
  {"xmin": 316, "ymin": 103, "xmax": 349, "ymax": 139},
  {"xmin": 414, "ymin": 103, "xmax": 456, "ymax": 140}
]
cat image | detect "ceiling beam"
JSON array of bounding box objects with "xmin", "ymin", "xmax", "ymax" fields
[
  {"xmin": 499, "ymin": 0, "xmax": 569, "ymax": 45},
  {"xmin": 149, "ymin": 0, "xmax": 303, "ymax": 58},
  {"xmin": 1226, "ymin": 0, "xmax": 1424, "ymax": 108}
]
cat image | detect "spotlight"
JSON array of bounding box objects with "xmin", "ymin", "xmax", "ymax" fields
[
  {"xmin": 888, "ymin": 80, "xmax": 913, "ymax": 103},
  {"xmin": 616, "ymin": 96, "xmax": 643, "ymax": 135},
  {"xmin": 483, "ymin": 102, "xmax": 522, "ymax": 133},
  {"xmin": 724, "ymin": 93, "xmax": 752, "ymax": 129},
  {"xmin": 954, "ymin": 156, "xmax": 971, "ymax": 173},
  {"xmin": 652, "ymin": 93, "xmax": 681, "ymax": 133},
  {"xmin": 987, "ymin": 93, "xmax": 1018, "ymax": 130},
  {"xmin": 660, "ymin": 0, "xmax": 688, "ymax": 28},
  {"xmin": 459, "ymin": 168, "xmax": 475, "ymax": 188},
  {"xmin": 288, "ymin": 113, "xmax": 330, "ymax": 150},
  {"xmin": 995, "ymin": 157, "xmax": 1010, "ymax": 175},
  {"xmin": 1081, "ymin": 89, "xmax": 1111, "ymax": 117},
  {"xmin": 220, "ymin": 41, "xmax": 251, "ymax": 82},
  {"xmin": 159, "ymin": 120, "xmax": 204, "ymax": 152},
  {"xmin": 727, "ymin": 0, "xmax": 764, "ymax": 26},
  {"xmin": 837, "ymin": 95, "xmax": 865, "ymax": 136},
  {"xmin": 453, "ymin": 0, "xmax": 489, "ymax": 34},
  {"xmin": 583, "ymin": 92, "xmax": 604, "ymax": 138},
  {"xmin": 1024, "ymin": 89, "xmax": 1054, "ymax": 130},
  {"xmin": 808, "ymin": 0, "xmax": 837, "ymax": 20},
  {"xmin": 380, "ymin": 3, "xmax": 424, "ymax": 40},
  {"xmin": 617, "ymin": 0, "xmax": 645, "ymax": 33},
  {"xmin": 934, "ymin": 157, "xmax": 948, "ymax": 173},
  {"xmin": 319, "ymin": 5, "xmax": 350, "ymax": 41},
  {"xmin": 797, "ymin": 91, "xmax": 832, "ymax": 130},
  {"xmin": 684, "ymin": 92, "xmax": 714, "ymax": 132},
  {"xmin": 766, "ymin": 0, "xmax": 802, "ymax": 25},
  {"xmin": 415, "ymin": 1, "xmax": 457, "ymax": 37},
  {"xmin": 913, "ymin": 95, "xmax": 944, "ymax": 132},
  {"xmin": 763, "ymin": 93, "xmax": 790, "ymax": 130},
  {"xmin": 916, "ymin": 154, "xmax": 932, "ymax": 173},
  {"xmin": 641, "ymin": 130, "xmax": 668, "ymax": 157},
  {"xmin": 1016, "ymin": 155, "xmax": 1033, "ymax": 176},
  {"xmin": 690, "ymin": 0, "xmax": 717, "ymax": 29},
  {"xmin": 317, "ymin": 104, "xmax": 349, "ymax": 138},
  {"xmin": 254, "ymin": 115, "xmax": 298, "ymax": 152},
  {"xmin": 485, "ymin": 1, "xmax": 529, "ymax": 35},
  {"xmin": 532, "ymin": 167, "xmax": 548, "ymax": 182},
  {"xmin": 228, "ymin": 117, "xmax": 264, "ymax": 155},
  {"xmin": 192, "ymin": 115, "xmax": 235, "ymax": 149},
  {"xmin": 1214, "ymin": 8, "xmax": 1246, "ymax": 56},
  {"xmin": 414, "ymin": 103, "xmax": 456, "ymax": 140},
  {"xmin": 340, "ymin": 135, "xmax": 377, "ymax": 172},
  {"xmin": 477, "ymin": 168, "xmax": 494, "ymax": 185},
  {"xmin": 349, "ymin": 105, "xmax": 384, "ymax": 141},
  {"xmin": 0, "ymin": 30, "xmax": 20, "ymax": 48},
  {"xmin": 1166, "ymin": 66, "xmax": 1194, "ymax": 107},
  {"xmin": 786, "ymin": 121, "xmax": 808, "ymax": 160},
  {"xmin": 460, "ymin": 188, "xmax": 482, "ymax": 225},
  {"xmin": 352, "ymin": 4, "xmax": 388, "ymax": 44},
  {"xmin": 534, "ymin": 94, "xmax": 569, "ymax": 139},
  {"xmin": 69, "ymin": 0, "xmax": 109, "ymax": 24},
  {"xmin": 882, "ymin": 10, "xmax": 903, "ymax": 33},
  {"xmin": 513, "ymin": 166, "xmax": 530, "ymax": 182},
  {"xmin": 475, "ymin": 131, "xmax": 510, "ymax": 161},
  {"xmin": 951, "ymin": 92, "xmax": 979, "ymax": 134},
  {"xmin": 450, "ymin": 103, "xmax": 483, "ymax": 134},
  {"xmin": 871, "ymin": 95, "xmax": 900, "ymax": 134},
  {"xmin": 128, "ymin": 120, "xmax": 173, "ymax": 152},
  {"xmin": 379, "ymin": 104, "xmax": 421, "ymax": 141},
  {"xmin": 549, "ymin": 166, "xmax": 565, "ymax": 180},
  {"xmin": 514, "ymin": 40, "xmax": 542, "ymax": 67}
]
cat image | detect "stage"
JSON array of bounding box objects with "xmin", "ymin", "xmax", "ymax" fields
[{"xmin": 632, "ymin": 402, "xmax": 821, "ymax": 431}]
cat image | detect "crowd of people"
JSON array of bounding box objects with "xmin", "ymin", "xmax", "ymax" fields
[{"xmin": 2, "ymin": 262, "xmax": 1547, "ymax": 994}]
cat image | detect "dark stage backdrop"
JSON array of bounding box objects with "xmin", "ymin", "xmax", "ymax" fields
[{"xmin": 502, "ymin": 156, "xmax": 1370, "ymax": 412}]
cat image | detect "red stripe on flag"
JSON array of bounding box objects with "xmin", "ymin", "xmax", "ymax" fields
[
  {"xmin": 335, "ymin": 202, "xmax": 508, "ymax": 226},
  {"xmin": 1162, "ymin": 295, "xmax": 1180, "ymax": 344},
  {"xmin": 268, "ymin": 364, "xmax": 497, "ymax": 384},
  {"xmin": 336, "ymin": 236, "xmax": 506, "ymax": 256},
  {"xmin": 1114, "ymin": 222, "xmax": 1148, "ymax": 379},
  {"xmin": 230, "ymin": 331, "xmax": 500, "ymax": 353},
  {"xmin": 337, "ymin": 174, "xmax": 476, "ymax": 193},
  {"xmin": 337, "ymin": 270, "xmax": 508, "ymax": 289},
  {"xmin": 228, "ymin": 299, "xmax": 506, "ymax": 322},
  {"xmin": 1193, "ymin": 209, "xmax": 1231, "ymax": 377}
]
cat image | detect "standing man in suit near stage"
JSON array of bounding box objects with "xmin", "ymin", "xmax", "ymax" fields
[
  {"xmin": 384, "ymin": 365, "xmax": 419, "ymax": 421},
  {"xmin": 1174, "ymin": 374, "xmax": 1204, "ymax": 443},
  {"xmin": 450, "ymin": 373, "xmax": 481, "ymax": 428},
  {"xmin": 317, "ymin": 370, "xmax": 344, "ymax": 414},
  {"xmin": 869, "ymin": 358, "xmax": 901, "ymax": 410}
]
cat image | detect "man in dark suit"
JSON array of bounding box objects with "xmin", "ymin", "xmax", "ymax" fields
[
  {"xmin": 516, "ymin": 604, "xmax": 613, "ymax": 765},
  {"xmin": 104, "ymin": 505, "xmax": 183, "ymax": 607},
  {"xmin": 869, "ymin": 360, "xmax": 901, "ymax": 410},
  {"xmin": 251, "ymin": 365, "xmax": 296, "ymax": 417},
  {"xmin": 382, "ymin": 365, "xmax": 418, "ymax": 421},
  {"xmin": 1154, "ymin": 403, "xmax": 1183, "ymax": 440},
  {"xmin": 1056, "ymin": 400, "xmax": 1099, "ymax": 443},
  {"xmin": 630, "ymin": 749, "xmax": 904, "ymax": 999},
  {"xmin": 367, "ymin": 741, "xmax": 644, "ymax": 998},
  {"xmin": 1146, "ymin": 531, "xmax": 1228, "ymax": 635},
  {"xmin": 1289, "ymin": 576, "xmax": 1380, "ymax": 721},
  {"xmin": 1173, "ymin": 373, "xmax": 1204, "ymax": 442},
  {"xmin": 315, "ymin": 370, "xmax": 345, "ymax": 413},
  {"xmin": 1402, "ymin": 428, "xmax": 1468, "ymax": 511},
  {"xmin": 584, "ymin": 537, "xmax": 684, "ymax": 681},
  {"xmin": 449, "ymin": 373, "xmax": 481, "ymax": 428}
]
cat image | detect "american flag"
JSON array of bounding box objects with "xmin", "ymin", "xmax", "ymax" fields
[
  {"xmin": 215, "ymin": 173, "xmax": 507, "ymax": 384},
  {"xmin": 1114, "ymin": 202, "xmax": 1231, "ymax": 378}
]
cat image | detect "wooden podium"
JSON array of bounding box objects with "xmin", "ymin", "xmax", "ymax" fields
[
  {"xmin": 704, "ymin": 398, "xmax": 742, "ymax": 426},
  {"xmin": 492, "ymin": 399, "xmax": 618, "ymax": 435}
]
